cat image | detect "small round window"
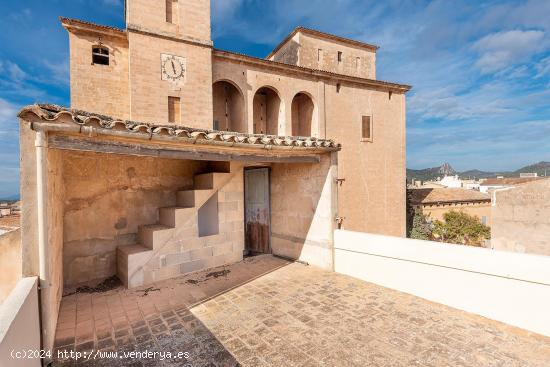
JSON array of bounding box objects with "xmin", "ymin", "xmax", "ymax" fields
[{"xmin": 92, "ymin": 46, "xmax": 109, "ymax": 65}]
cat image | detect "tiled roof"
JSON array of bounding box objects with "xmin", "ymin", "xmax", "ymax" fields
[
  {"xmin": 409, "ymin": 188, "xmax": 491, "ymax": 205},
  {"xmin": 18, "ymin": 104, "xmax": 340, "ymax": 150},
  {"xmin": 0, "ymin": 214, "xmax": 20, "ymax": 230},
  {"xmin": 481, "ymin": 177, "xmax": 544, "ymax": 186},
  {"xmin": 60, "ymin": 17, "xmax": 127, "ymax": 38}
]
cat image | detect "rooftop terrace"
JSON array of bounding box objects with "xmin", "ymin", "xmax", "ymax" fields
[{"xmin": 52, "ymin": 255, "xmax": 549, "ymax": 366}]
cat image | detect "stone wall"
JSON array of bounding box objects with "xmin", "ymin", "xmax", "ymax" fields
[
  {"xmin": 213, "ymin": 56, "xmax": 406, "ymax": 237},
  {"xmin": 269, "ymin": 32, "xmax": 376, "ymax": 79},
  {"xmin": 127, "ymin": 31, "xmax": 213, "ymax": 128},
  {"xmin": 491, "ymin": 179, "xmax": 550, "ymax": 256},
  {"xmin": 68, "ymin": 31, "xmax": 130, "ymax": 120},
  {"xmin": 137, "ymin": 164, "xmax": 245, "ymax": 285},
  {"xmin": 270, "ymin": 153, "xmax": 338, "ymax": 269},
  {"xmin": 126, "ymin": 0, "xmax": 211, "ymax": 43},
  {"xmin": 325, "ymin": 80, "xmax": 406, "ymax": 237},
  {"xmin": 62, "ymin": 150, "xmax": 204, "ymax": 286}
]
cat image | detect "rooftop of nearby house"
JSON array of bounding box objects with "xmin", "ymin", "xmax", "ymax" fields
[
  {"xmin": 409, "ymin": 188, "xmax": 491, "ymax": 205},
  {"xmin": 0, "ymin": 214, "xmax": 20, "ymax": 230},
  {"xmin": 481, "ymin": 177, "xmax": 545, "ymax": 186}
]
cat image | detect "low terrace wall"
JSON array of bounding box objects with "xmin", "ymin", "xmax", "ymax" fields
[
  {"xmin": 334, "ymin": 229, "xmax": 550, "ymax": 336},
  {"xmin": 0, "ymin": 277, "xmax": 41, "ymax": 366}
]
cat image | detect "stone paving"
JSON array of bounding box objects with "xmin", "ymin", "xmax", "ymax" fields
[{"xmin": 52, "ymin": 255, "xmax": 550, "ymax": 366}]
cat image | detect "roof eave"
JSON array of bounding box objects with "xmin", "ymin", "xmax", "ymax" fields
[
  {"xmin": 60, "ymin": 17, "xmax": 127, "ymax": 39},
  {"xmin": 266, "ymin": 27, "xmax": 379, "ymax": 60},
  {"xmin": 214, "ymin": 49, "xmax": 411, "ymax": 93}
]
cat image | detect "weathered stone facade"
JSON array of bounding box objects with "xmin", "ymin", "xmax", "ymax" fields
[
  {"xmin": 491, "ymin": 178, "xmax": 550, "ymax": 256},
  {"xmin": 17, "ymin": 0, "xmax": 409, "ymax": 352},
  {"xmin": 61, "ymin": 0, "xmax": 409, "ymax": 237}
]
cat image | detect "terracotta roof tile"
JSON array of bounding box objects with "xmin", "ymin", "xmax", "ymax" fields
[
  {"xmin": 0, "ymin": 214, "xmax": 20, "ymax": 230},
  {"xmin": 409, "ymin": 188, "xmax": 491, "ymax": 205},
  {"xmin": 18, "ymin": 104, "xmax": 340, "ymax": 151}
]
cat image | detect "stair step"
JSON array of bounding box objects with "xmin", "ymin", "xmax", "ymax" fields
[
  {"xmin": 138, "ymin": 224, "xmax": 174, "ymax": 249},
  {"xmin": 117, "ymin": 244, "xmax": 153, "ymax": 288},
  {"xmin": 159, "ymin": 206, "xmax": 195, "ymax": 227},
  {"xmin": 194, "ymin": 172, "xmax": 231, "ymax": 190},
  {"xmin": 176, "ymin": 189, "xmax": 211, "ymax": 207}
]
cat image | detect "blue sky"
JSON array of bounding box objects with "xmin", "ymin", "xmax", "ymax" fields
[{"xmin": 1, "ymin": 0, "xmax": 550, "ymax": 197}]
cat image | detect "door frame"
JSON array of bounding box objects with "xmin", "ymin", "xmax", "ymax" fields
[{"xmin": 243, "ymin": 166, "xmax": 272, "ymax": 255}]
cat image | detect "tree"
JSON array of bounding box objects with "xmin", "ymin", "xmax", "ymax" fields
[
  {"xmin": 431, "ymin": 210, "xmax": 490, "ymax": 246},
  {"xmin": 409, "ymin": 210, "xmax": 432, "ymax": 240}
]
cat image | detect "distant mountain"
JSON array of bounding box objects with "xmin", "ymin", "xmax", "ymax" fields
[
  {"xmin": 407, "ymin": 161, "xmax": 550, "ymax": 182},
  {"xmin": 459, "ymin": 169, "xmax": 502, "ymax": 179},
  {"xmin": 513, "ymin": 161, "xmax": 550, "ymax": 177},
  {"xmin": 407, "ymin": 163, "xmax": 456, "ymax": 182}
]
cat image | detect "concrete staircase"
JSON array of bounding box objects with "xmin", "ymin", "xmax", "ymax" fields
[{"xmin": 117, "ymin": 166, "xmax": 242, "ymax": 288}]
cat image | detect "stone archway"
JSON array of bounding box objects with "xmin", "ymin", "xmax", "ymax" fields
[
  {"xmin": 213, "ymin": 80, "xmax": 246, "ymax": 133},
  {"xmin": 291, "ymin": 92, "xmax": 314, "ymax": 137},
  {"xmin": 253, "ymin": 86, "xmax": 281, "ymax": 135}
]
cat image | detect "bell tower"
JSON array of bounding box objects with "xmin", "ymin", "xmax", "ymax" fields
[
  {"xmin": 125, "ymin": 0, "xmax": 213, "ymax": 128},
  {"xmin": 125, "ymin": 0, "xmax": 211, "ymax": 43}
]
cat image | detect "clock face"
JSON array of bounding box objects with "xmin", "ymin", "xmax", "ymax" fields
[{"xmin": 161, "ymin": 54, "xmax": 186, "ymax": 83}]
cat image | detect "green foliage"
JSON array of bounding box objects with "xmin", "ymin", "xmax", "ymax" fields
[
  {"xmin": 409, "ymin": 211, "xmax": 431, "ymax": 240},
  {"xmin": 431, "ymin": 210, "xmax": 490, "ymax": 246}
]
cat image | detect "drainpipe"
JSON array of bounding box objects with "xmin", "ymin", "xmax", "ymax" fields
[{"xmin": 35, "ymin": 129, "xmax": 50, "ymax": 352}]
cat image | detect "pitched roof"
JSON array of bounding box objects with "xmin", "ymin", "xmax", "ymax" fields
[
  {"xmin": 266, "ymin": 27, "xmax": 379, "ymax": 60},
  {"xmin": 60, "ymin": 17, "xmax": 127, "ymax": 39},
  {"xmin": 18, "ymin": 104, "xmax": 340, "ymax": 151},
  {"xmin": 409, "ymin": 188, "xmax": 491, "ymax": 205},
  {"xmin": 480, "ymin": 177, "xmax": 545, "ymax": 186}
]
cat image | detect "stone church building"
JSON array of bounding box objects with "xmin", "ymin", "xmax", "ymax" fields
[{"xmin": 17, "ymin": 0, "xmax": 409, "ymax": 350}]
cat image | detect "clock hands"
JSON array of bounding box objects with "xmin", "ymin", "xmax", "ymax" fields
[{"xmin": 170, "ymin": 60, "xmax": 176, "ymax": 75}]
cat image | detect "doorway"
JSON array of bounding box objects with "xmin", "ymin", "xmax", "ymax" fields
[{"xmin": 244, "ymin": 167, "xmax": 271, "ymax": 254}]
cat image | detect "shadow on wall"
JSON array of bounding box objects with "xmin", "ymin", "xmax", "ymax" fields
[
  {"xmin": 61, "ymin": 151, "xmax": 211, "ymax": 289},
  {"xmin": 212, "ymin": 80, "xmax": 246, "ymax": 133},
  {"xmin": 253, "ymin": 86, "xmax": 281, "ymax": 135},
  {"xmin": 269, "ymin": 154, "xmax": 336, "ymax": 269}
]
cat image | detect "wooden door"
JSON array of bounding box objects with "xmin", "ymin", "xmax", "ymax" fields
[{"xmin": 244, "ymin": 168, "xmax": 271, "ymax": 254}]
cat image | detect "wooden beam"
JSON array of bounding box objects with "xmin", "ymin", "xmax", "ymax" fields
[{"xmin": 47, "ymin": 135, "xmax": 321, "ymax": 163}]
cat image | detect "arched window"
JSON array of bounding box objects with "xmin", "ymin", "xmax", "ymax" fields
[{"xmin": 92, "ymin": 46, "xmax": 109, "ymax": 66}]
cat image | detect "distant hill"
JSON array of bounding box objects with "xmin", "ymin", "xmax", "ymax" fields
[
  {"xmin": 408, "ymin": 161, "xmax": 549, "ymax": 182},
  {"xmin": 513, "ymin": 161, "xmax": 550, "ymax": 177},
  {"xmin": 407, "ymin": 163, "xmax": 456, "ymax": 182},
  {"xmin": 459, "ymin": 169, "xmax": 503, "ymax": 179}
]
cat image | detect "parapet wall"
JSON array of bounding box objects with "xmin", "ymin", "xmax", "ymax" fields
[{"xmin": 334, "ymin": 229, "xmax": 550, "ymax": 336}]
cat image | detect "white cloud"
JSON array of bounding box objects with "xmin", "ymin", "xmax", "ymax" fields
[
  {"xmin": 0, "ymin": 98, "xmax": 18, "ymax": 124},
  {"xmin": 472, "ymin": 30, "xmax": 546, "ymax": 73},
  {"xmin": 535, "ymin": 55, "xmax": 550, "ymax": 78}
]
